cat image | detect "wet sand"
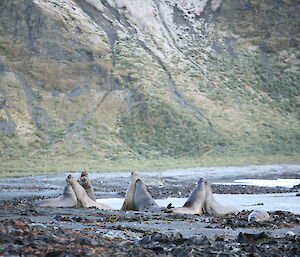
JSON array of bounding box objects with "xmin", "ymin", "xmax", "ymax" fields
[{"xmin": 0, "ymin": 165, "xmax": 300, "ymax": 256}]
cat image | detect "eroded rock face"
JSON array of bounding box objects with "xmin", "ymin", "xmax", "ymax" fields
[{"xmin": 0, "ymin": 0, "xmax": 299, "ymax": 161}]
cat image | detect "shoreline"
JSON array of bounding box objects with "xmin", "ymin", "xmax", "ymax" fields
[{"xmin": 0, "ymin": 165, "xmax": 299, "ymax": 256}]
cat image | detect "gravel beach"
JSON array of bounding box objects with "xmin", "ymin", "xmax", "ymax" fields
[{"xmin": 0, "ymin": 165, "xmax": 299, "ymax": 256}]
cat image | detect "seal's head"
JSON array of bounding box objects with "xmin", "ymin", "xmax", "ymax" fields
[
  {"xmin": 249, "ymin": 216, "xmax": 256, "ymax": 223},
  {"xmin": 66, "ymin": 174, "xmax": 74, "ymax": 183},
  {"xmin": 198, "ymin": 178, "xmax": 205, "ymax": 184},
  {"xmin": 197, "ymin": 178, "xmax": 208, "ymax": 189},
  {"xmin": 81, "ymin": 171, "xmax": 88, "ymax": 178},
  {"xmin": 130, "ymin": 172, "xmax": 140, "ymax": 182}
]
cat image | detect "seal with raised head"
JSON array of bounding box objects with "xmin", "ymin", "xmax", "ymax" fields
[
  {"xmin": 121, "ymin": 172, "xmax": 159, "ymax": 211},
  {"xmin": 66, "ymin": 174, "xmax": 111, "ymax": 210},
  {"xmin": 121, "ymin": 172, "xmax": 140, "ymax": 211},
  {"xmin": 169, "ymin": 178, "xmax": 207, "ymax": 214},
  {"xmin": 78, "ymin": 171, "xmax": 96, "ymax": 201},
  {"xmin": 203, "ymin": 179, "xmax": 238, "ymax": 216},
  {"xmin": 134, "ymin": 179, "xmax": 159, "ymax": 211},
  {"xmin": 35, "ymin": 184, "xmax": 77, "ymax": 208},
  {"xmin": 248, "ymin": 210, "xmax": 270, "ymax": 223}
]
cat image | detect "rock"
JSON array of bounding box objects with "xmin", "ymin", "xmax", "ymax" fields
[
  {"xmin": 237, "ymin": 232, "xmax": 271, "ymax": 244},
  {"xmin": 286, "ymin": 231, "xmax": 296, "ymax": 237},
  {"xmin": 189, "ymin": 235, "xmax": 209, "ymax": 245},
  {"xmin": 45, "ymin": 251, "xmax": 67, "ymax": 257},
  {"xmin": 54, "ymin": 215, "xmax": 72, "ymax": 222},
  {"xmin": 151, "ymin": 233, "xmax": 169, "ymax": 243}
]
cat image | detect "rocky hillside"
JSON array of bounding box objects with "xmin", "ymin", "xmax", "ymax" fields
[{"xmin": 0, "ymin": 0, "xmax": 299, "ymax": 163}]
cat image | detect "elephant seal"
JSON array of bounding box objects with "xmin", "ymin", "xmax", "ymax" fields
[
  {"xmin": 248, "ymin": 210, "xmax": 270, "ymax": 223},
  {"xmin": 121, "ymin": 172, "xmax": 141, "ymax": 211},
  {"xmin": 134, "ymin": 179, "xmax": 159, "ymax": 211},
  {"xmin": 35, "ymin": 184, "xmax": 77, "ymax": 208},
  {"xmin": 204, "ymin": 179, "xmax": 238, "ymax": 216},
  {"xmin": 169, "ymin": 178, "xmax": 206, "ymax": 215},
  {"xmin": 78, "ymin": 171, "xmax": 96, "ymax": 201},
  {"xmin": 121, "ymin": 172, "xmax": 159, "ymax": 211},
  {"xmin": 66, "ymin": 175, "xmax": 111, "ymax": 210}
]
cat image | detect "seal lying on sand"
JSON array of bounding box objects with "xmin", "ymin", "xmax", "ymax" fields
[
  {"xmin": 248, "ymin": 210, "xmax": 270, "ymax": 223},
  {"xmin": 78, "ymin": 171, "xmax": 96, "ymax": 201},
  {"xmin": 66, "ymin": 174, "xmax": 112, "ymax": 210},
  {"xmin": 170, "ymin": 178, "xmax": 206, "ymax": 215},
  {"xmin": 121, "ymin": 172, "xmax": 158, "ymax": 211},
  {"xmin": 35, "ymin": 184, "xmax": 77, "ymax": 208},
  {"xmin": 169, "ymin": 178, "xmax": 237, "ymax": 216}
]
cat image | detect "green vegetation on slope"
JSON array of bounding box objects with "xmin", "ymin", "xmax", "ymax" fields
[{"xmin": 0, "ymin": 0, "xmax": 299, "ymax": 171}]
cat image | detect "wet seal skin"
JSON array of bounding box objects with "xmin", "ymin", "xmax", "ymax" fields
[{"xmin": 66, "ymin": 174, "xmax": 112, "ymax": 210}]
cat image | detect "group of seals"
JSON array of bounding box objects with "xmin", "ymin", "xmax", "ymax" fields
[
  {"xmin": 35, "ymin": 172, "xmax": 111, "ymax": 210},
  {"xmin": 167, "ymin": 178, "xmax": 238, "ymax": 216},
  {"xmin": 66, "ymin": 174, "xmax": 111, "ymax": 210},
  {"xmin": 35, "ymin": 172, "xmax": 270, "ymax": 221}
]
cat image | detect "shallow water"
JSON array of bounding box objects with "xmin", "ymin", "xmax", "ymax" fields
[
  {"xmin": 99, "ymin": 192, "xmax": 300, "ymax": 214},
  {"xmin": 218, "ymin": 178, "xmax": 300, "ymax": 188}
]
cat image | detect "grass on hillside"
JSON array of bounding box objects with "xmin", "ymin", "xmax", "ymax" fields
[{"xmin": 0, "ymin": 154, "xmax": 299, "ymax": 178}]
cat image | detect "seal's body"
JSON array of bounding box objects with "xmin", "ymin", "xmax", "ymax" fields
[
  {"xmin": 134, "ymin": 179, "xmax": 158, "ymax": 211},
  {"xmin": 204, "ymin": 180, "xmax": 238, "ymax": 216},
  {"xmin": 35, "ymin": 184, "xmax": 77, "ymax": 208},
  {"xmin": 66, "ymin": 175, "xmax": 111, "ymax": 210},
  {"xmin": 248, "ymin": 210, "xmax": 270, "ymax": 223},
  {"xmin": 170, "ymin": 178, "xmax": 206, "ymax": 214}
]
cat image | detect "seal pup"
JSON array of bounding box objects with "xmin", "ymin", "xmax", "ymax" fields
[
  {"xmin": 35, "ymin": 184, "xmax": 77, "ymax": 208},
  {"xmin": 78, "ymin": 171, "xmax": 96, "ymax": 201},
  {"xmin": 66, "ymin": 175, "xmax": 111, "ymax": 210},
  {"xmin": 169, "ymin": 178, "xmax": 207, "ymax": 215},
  {"xmin": 134, "ymin": 179, "xmax": 159, "ymax": 211},
  {"xmin": 204, "ymin": 179, "xmax": 238, "ymax": 216},
  {"xmin": 248, "ymin": 210, "xmax": 270, "ymax": 223},
  {"xmin": 121, "ymin": 172, "xmax": 141, "ymax": 211}
]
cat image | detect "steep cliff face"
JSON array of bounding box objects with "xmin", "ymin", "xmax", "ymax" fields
[{"xmin": 0, "ymin": 0, "xmax": 299, "ymax": 162}]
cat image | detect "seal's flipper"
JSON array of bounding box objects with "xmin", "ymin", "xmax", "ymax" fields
[{"xmin": 134, "ymin": 179, "xmax": 158, "ymax": 211}]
